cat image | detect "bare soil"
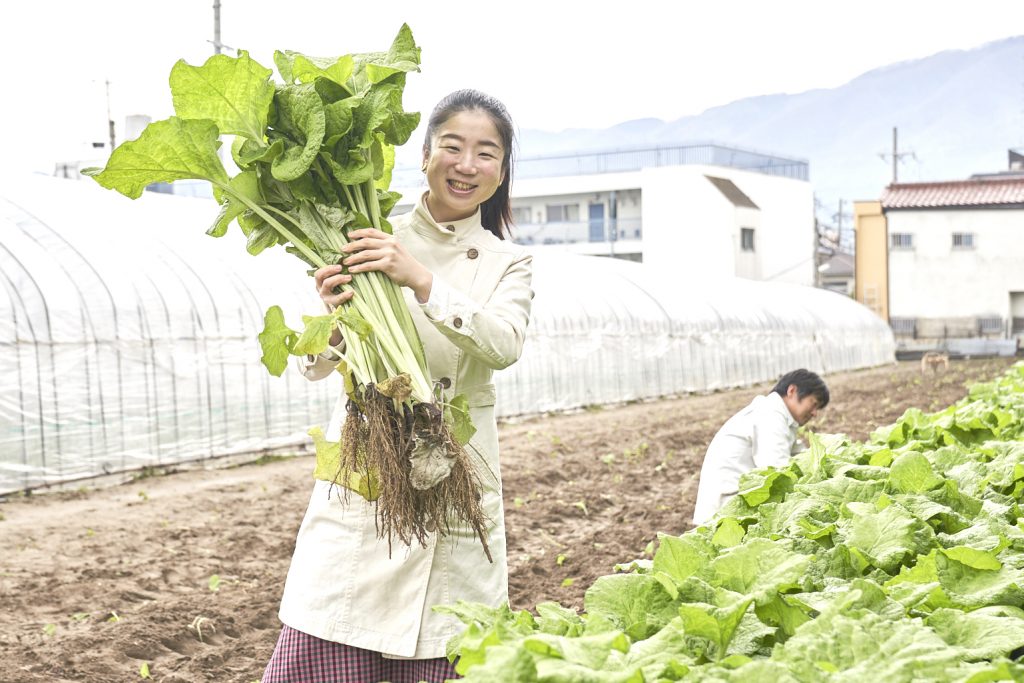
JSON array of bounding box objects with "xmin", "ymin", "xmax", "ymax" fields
[{"xmin": 0, "ymin": 358, "xmax": 1014, "ymax": 682}]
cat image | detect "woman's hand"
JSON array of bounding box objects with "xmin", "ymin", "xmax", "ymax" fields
[
  {"xmin": 313, "ymin": 265, "xmax": 353, "ymax": 309},
  {"xmin": 342, "ymin": 228, "xmax": 434, "ymax": 303},
  {"xmin": 312, "ymin": 266, "xmax": 351, "ymax": 348}
]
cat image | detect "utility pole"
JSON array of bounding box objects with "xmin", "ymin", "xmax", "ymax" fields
[
  {"xmin": 210, "ymin": 1, "xmax": 234, "ymax": 55},
  {"xmin": 836, "ymin": 198, "xmax": 844, "ymax": 254},
  {"xmin": 105, "ymin": 79, "xmax": 116, "ymax": 151},
  {"xmin": 878, "ymin": 126, "xmax": 915, "ymax": 185},
  {"xmin": 213, "ymin": 0, "xmax": 222, "ymax": 54}
]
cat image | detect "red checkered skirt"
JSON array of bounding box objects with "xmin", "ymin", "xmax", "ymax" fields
[{"xmin": 262, "ymin": 624, "xmax": 461, "ymax": 683}]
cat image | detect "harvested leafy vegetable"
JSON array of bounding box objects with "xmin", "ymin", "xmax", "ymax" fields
[{"xmin": 84, "ymin": 25, "xmax": 491, "ymax": 560}]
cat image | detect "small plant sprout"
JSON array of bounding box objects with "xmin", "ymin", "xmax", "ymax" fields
[
  {"xmin": 556, "ymin": 554, "xmax": 567, "ymax": 566},
  {"xmin": 572, "ymin": 500, "xmax": 589, "ymax": 516},
  {"xmin": 140, "ymin": 662, "xmax": 151, "ymax": 679},
  {"xmin": 624, "ymin": 442, "xmax": 649, "ymax": 460},
  {"xmin": 560, "ymin": 578, "xmax": 575, "ymax": 588},
  {"xmin": 188, "ymin": 616, "xmax": 215, "ymax": 643},
  {"xmin": 208, "ymin": 575, "xmax": 222, "ymax": 592},
  {"xmin": 107, "ymin": 611, "xmax": 121, "ymax": 623},
  {"xmin": 43, "ymin": 623, "xmax": 57, "ymax": 636}
]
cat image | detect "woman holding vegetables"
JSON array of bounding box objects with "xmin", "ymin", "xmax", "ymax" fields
[{"xmin": 262, "ymin": 89, "xmax": 534, "ymax": 683}]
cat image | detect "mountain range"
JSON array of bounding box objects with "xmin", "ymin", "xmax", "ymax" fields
[{"xmin": 505, "ymin": 36, "xmax": 1024, "ymax": 219}]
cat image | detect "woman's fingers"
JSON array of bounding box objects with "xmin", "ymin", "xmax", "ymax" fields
[
  {"xmin": 343, "ymin": 248, "xmax": 390, "ymax": 271},
  {"xmin": 314, "ymin": 264, "xmax": 342, "ymax": 289},
  {"xmin": 314, "ymin": 265, "xmax": 354, "ymax": 307},
  {"xmin": 345, "ymin": 228, "xmax": 388, "ymax": 242}
]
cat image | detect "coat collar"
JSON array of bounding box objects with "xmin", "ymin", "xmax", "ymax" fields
[
  {"xmin": 763, "ymin": 391, "xmax": 799, "ymax": 429},
  {"xmin": 411, "ymin": 191, "xmax": 483, "ymax": 241}
]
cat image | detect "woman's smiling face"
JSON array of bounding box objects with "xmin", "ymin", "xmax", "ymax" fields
[{"xmin": 422, "ymin": 109, "xmax": 505, "ymax": 224}]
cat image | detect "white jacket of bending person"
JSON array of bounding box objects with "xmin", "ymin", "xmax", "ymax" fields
[{"xmin": 691, "ymin": 391, "xmax": 801, "ymax": 526}]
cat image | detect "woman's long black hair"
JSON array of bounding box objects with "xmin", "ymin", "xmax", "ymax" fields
[{"xmin": 423, "ymin": 89, "xmax": 515, "ymax": 240}]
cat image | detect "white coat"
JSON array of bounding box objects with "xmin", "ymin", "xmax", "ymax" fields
[
  {"xmin": 277, "ymin": 194, "xmax": 534, "ymax": 658},
  {"xmin": 691, "ymin": 391, "xmax": 800, "ymax": 526}
]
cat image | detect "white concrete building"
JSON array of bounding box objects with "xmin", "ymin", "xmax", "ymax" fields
[
  {"xmin": 393, "ymin": 143, "xmax": 815, "ymax": 286},
  {"xmin": 880, "ymin": 177, "xmax": 1024, "ymax": 342}
]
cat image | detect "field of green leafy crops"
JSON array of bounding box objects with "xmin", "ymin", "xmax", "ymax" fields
[{"xmin": 442, "ymin": 362, "xmax": 1024, "ymax": 682}]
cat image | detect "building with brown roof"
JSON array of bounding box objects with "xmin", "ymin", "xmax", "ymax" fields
[{"xmin": 853, "ymin": 151, "xmax": 1024, "ymax": 351}]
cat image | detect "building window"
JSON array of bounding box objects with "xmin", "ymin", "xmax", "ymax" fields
[
  {"xmin": 545, "ymin": 203, "xmax": 579, "ymax": 223},
  {"xmin": 890, "ymin": 233, "xmax": 914, "ymax": 250},
  {"xmin": 510, "ymin": 206, "xmax": 532, "ymax": 225},
  {"xmin": 740, "ymin": 227, "xmax": 755, "ymax": 251},
  {"xmin": 977, "ymin": 317, "xmax": 1003, "ymax": 334},
  {"xmin": 889, "ymin": 317, "xmax": 917, "ymax": 337},
  {"xmin": 952, "ymin": 232, "xmax": 976, "ymax": 249}
]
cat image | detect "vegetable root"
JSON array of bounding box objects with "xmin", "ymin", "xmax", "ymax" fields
[{"xmin": 335, "ymin": 385, "xmax": 492, "ymax": 562}]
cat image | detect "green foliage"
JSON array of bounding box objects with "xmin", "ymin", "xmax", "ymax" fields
[
  {"xmin": 439, "ymin": 362, "xmax": 1024, "ymax": 681},
  {"xmin": 83, "ymin": 26, "xmax": 487, "ymax": 505}
]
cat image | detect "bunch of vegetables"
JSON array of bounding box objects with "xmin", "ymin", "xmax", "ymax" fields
[
  {"xmin": 440, "ymin": 362, "xmax": 1024, "ymax": 681},
  {"xmin": 85, "ymin": 25, "xmax": 490, "ymax": 560}
]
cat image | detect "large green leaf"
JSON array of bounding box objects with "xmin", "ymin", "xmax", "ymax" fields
[
  {"xmin": 349, "ymin": 23, "xmax": 421, "ymax": 92},
  {"xmin": 209, "ymin": 169, "xmax": 261, "ymax": 237},
  {"xmin": 257, "ymin": 305, "xmax": 296, "ymax": 376},
  {"xmin": 270, "ymin": 83, "xmax": 326, "ymax": 181},
  {"xmin": 839, "ymin": 501, "xmax": 936, "ymax": 574},
  {"xmin": 678, "ymin": 595, "xmax": 753, "ymax": 660},
  {"xmin": 292, "ymin": 313, "xmax": 335, "ymax": 356},
  {"xmin": 522, "ymin": 631, "xmax": 629, "ymax": 671},
  {"xmin": 447, "ymin": 394, "xmax": 476, "ymax": 446},
  {"xmin": 926, "ymin": 606, "xmax": 1024, "ymax": 661},
  {"xmin": 889, "ymin": 451, "xmax": 944, "ymax": 493},
  {"xmin": 772, "ymin": 603, "xmax": 961, "ymax": 680},
  {"xmin": 936, "ymin": 550, "xmax": 1024, "ymax": 609},
  {"xmin": 323, "ymin": 96, "xmax": 360, "ymax": 145},
  {"xmin": 709, "ymin": 538, "xmax": 811, "ymax": 605},
  {"xmin": 583, "ymin": 573, "xmax": 678, "ymax": 641},
  {"xmin": 308, "ymin": 426, "xmax": 377, "ymax": 500},
  {"xmin": 82, "ymin": 117, "xmax": 228, "ymax": 198},
  {"xmin": 652, "ymin": 533, "xmax": 716, "ymax": 584},
  {"xmin": 169, "ymin": 50, "xmax": 274, "ymax": 141},
  {"xmin": 275, "ymin": 50, "xmax": 355, "ymax": 91}
]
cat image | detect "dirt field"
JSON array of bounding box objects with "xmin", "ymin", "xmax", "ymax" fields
[{"xmin": 0, "ymin": 358, "xmax": 1015, "ymax": 682}]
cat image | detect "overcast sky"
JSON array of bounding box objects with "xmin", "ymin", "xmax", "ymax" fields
[{"xmin": 4, "ymin": 0, "xmax": 1022, "ymax": 172}]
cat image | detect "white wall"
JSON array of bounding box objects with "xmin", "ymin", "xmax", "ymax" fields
[
  {"xmin": 640, "ymin": 166, "xmax": 735, "ymax": 280},
  {"xmin": 640, "ymin": 165, "xmax": 813, "ymax": 285},
  {"xmin": 392, "ymin": 164, "xmax": 814, "ymax": 285},
  {"xmin": 888, "ymin": 208, "xmax": 1024, "ymax": 319}
]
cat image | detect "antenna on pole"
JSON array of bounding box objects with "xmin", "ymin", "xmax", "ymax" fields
[{"xmin": 878, "ymin": 126, "xmax": 916, "ymax": 184}]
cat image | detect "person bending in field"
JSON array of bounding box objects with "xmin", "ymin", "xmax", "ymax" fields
[{"xmin": 691, "ymin": 369, "xmax": 829, "ymax": 526}]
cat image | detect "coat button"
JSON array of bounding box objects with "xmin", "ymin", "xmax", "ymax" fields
[
  {"xmin": 445, "ymin": 224, "xmax": 455, "ymax": 231},
  {"xmin": 452, "ymin": 317, "xmax": 463, "ymax": 329},
  {"xmin": 439, "ymin": 377, "xmax": 452, "ymax": 389},
  {"xmin": 467, "ymin": 248, "xmax": 479, "ymax": 259}
]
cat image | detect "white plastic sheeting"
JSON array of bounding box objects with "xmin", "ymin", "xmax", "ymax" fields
[
  {"xmin": 497, "ymin": 254, "xmax": 895, "ymax": 415},
  {"xmin": 0, "ymin": 174, "xmax": 894, "ymax": 493},
  {"xmin": 1, "ymin": 174, "xmax": 333, "ymax": 493}
]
